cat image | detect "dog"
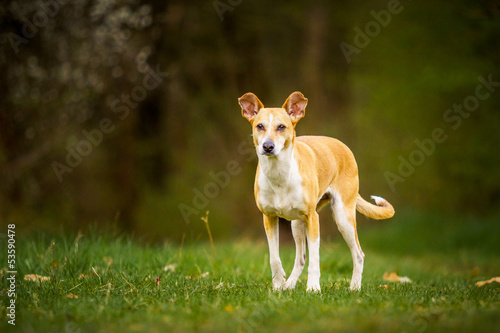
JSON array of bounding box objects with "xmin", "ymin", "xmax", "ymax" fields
[{"xmin": 238, "ymin": 91, "xmax": 395, "ymax": 292}]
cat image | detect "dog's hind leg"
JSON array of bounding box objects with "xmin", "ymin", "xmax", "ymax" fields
[
  {"xmin": 305, "ymin": 211, "xmax": 321, "ymax": 292},
  {"xmin": 284, "ymin": 219, "xmax": 306, "ymax": 290},
  {"xmin": 331, "ymin": 192, "xmax": 365, "ymax": 291}
]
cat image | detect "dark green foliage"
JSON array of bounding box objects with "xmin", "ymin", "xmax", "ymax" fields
[{"xmin": 1, "ymin": 0, "xmax": 499, "ymax": 239}]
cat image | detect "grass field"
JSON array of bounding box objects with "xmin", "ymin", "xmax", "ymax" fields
[{"xmin": 1, "ymin": 210, "xmax": 499, "ymax": 333}]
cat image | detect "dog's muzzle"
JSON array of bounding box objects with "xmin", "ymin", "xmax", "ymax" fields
[{"xmin": 262, "ymin": 140, "xmax": 275, "ymax": 155}]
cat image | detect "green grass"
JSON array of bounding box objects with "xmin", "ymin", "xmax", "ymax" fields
[{"xmin": 1, "ymin": 210, "xmax": 499, "ymax": 333}]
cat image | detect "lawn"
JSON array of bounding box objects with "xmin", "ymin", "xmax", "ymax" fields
[{"xmin": 1, "ymin": 210, "xmax": 499, "ymax": 333}]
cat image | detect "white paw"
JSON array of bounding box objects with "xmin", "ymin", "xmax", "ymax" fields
[
  {"xmin": 272, "ymin": 273, "xmax": 286, "ymax": 291},
  {"xmin": 306, "ymin": 281, "xmax": 321, "ymax": 293},
  {"xmin": 349, "ymin": 280, "xmax": 361, "ymax": 291},
  {"xmin": 283, "ymin": 279, "xmax": 297, "ymax": 290},
  {"xmin": 273, "ymin": 284, "xmax": 283, "ymax": 291}
]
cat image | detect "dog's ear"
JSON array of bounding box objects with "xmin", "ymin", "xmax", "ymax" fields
[
  {"xmin": 282, "ymin": 91, "xmax": 308, "ymax": 125},
  {"xmin": 238, "ymin": 92, "xmax": 264, "ymax": 122}
]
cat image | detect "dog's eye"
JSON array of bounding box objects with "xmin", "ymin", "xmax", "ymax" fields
[
  {"xmin": 277, "ymin": 124, "xmax": 286, "ymax": 131},
  {"xmin": 256, "ymin": 124, "xmax": 265, "ymax": 130}
]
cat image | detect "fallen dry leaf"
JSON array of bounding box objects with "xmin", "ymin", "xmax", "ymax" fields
[
  {"xmin": 64, "ymin": 293, "xmax": 79, "ymax": 299},
  {"xmin": 383, "ymin": 272, "xmax": 412, "ymax": 283},
  {"xmin": 476, "ymin": 277, "xmax": 500, "ymax": 287},
  {"xmin": 154, "ymin": 276, "xmax": 161, "ymax": 287},
  {"xmin": 24, "ymin": 274, "xmax": 51, "ymax": 282}
]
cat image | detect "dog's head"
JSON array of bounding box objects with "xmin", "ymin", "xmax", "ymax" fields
[{"xmin": 238, "ymin": 92, "xmax": 308, "ymax": 156}]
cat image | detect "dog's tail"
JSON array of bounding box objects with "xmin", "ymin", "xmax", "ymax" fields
[{"xmin": 356, "ymin": 195, "xmax": 395, "ymax": 220}]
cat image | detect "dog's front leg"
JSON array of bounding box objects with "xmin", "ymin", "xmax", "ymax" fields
[
  {"xmin": 284, "ymin": 219, "xmax": 306, "ymax": 290},
  {"xmin": 263, "ymin": 215, "xmax": 286, "ymax": 290},
  {"xmin": 305, "ymin": 212, "xmax": 321, "ymax": 292}
]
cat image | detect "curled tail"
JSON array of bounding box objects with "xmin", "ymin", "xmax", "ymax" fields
[{"xmin": 356, "ymin": 195, "xmax": 395, "ymax": 220}]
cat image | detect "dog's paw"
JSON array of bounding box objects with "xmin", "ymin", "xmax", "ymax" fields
[
  {"xmin": 349, "ymin": 280, "xmax": 361, "ymax": 291},
  {"xmin": 306, "ymin": 281, "xmax": 321, "ymax": 293},
  {"xmin": 283, "ymin": 279, "xmax": 297, "ymax": 290},
  {"xmin": 272, "ymin": 285, "xmax": 282, "ymax": 291},
  {"xmin": 272, "ymin": 282, "xmax": 284, "ymax": 291},
  {"xmin": 272, "ymin": 273, "xmax": 287, "ymax": 291}
]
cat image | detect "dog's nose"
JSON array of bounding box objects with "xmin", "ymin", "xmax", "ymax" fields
[{"xmin": 262, "ymin": 141, "xmax": 275, "ymax": 154}]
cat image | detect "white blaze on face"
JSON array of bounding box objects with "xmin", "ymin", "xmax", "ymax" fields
[
  {"xmin": 264, "ymin": 113, "xmax": 273, "ymax": 141},
  {"xmin": 257, "ymin": 113, "xmax": 272, "ymax": 155}
]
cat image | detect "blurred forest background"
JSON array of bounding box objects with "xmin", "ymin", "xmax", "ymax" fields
[{"xmin": 1, "ymin": 0, "xmax": 499, "ymax": 242}]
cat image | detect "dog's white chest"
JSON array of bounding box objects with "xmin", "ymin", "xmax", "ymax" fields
[{"xmin": 257, "ymin": 156, "xmax": 306, "ymax": 221}]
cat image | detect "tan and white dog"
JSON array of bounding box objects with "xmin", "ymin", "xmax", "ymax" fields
[{"xmin": 239, "ymin": 91, "xmax": 395, "ymax": 292}]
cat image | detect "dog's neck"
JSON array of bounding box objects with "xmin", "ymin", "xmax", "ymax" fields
[{"xmin": 258, "ymin": 143, "xmax": 296, "ymax": 186}]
